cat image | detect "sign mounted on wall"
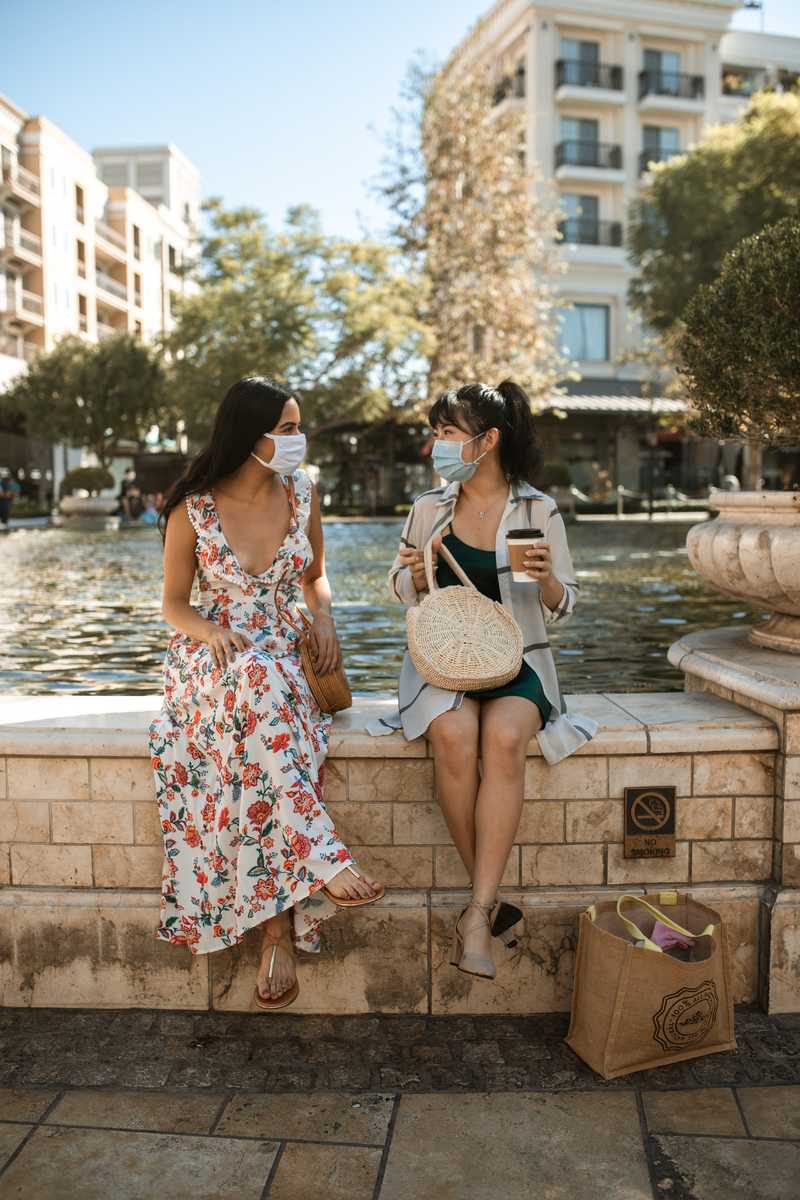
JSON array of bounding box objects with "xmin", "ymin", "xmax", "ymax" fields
[{"xmin": 624, "ymin": 785, "xmax": 676, "ymax": 859}]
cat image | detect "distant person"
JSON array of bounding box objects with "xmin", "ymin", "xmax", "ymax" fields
[
  {"xmin": 118, "ymin": 468, "xmax": 137, "ymax": 521},
  {"xmin": 0, "ymin": 470, "xmax": 20, "ymax": 528},
  {"xmin": 139, "ymin": 494, "xmax": 159, "ymax": 525}
]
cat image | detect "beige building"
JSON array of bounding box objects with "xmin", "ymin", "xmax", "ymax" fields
[
  {"xmin": 447, "ymin": 1, "xmax": 800, "ymax": 489},
  {"xmin": 0, "ymin": 92, "xmax": 199, "ymax": 391}
]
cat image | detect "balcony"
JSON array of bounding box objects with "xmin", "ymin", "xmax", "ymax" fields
[
  {"xmin": 638, "ymin": 70, "xmax": 705, "ymax": 112},
  {"xmin": 555, "ymin": 140, "xmax": 624, "ymax": 182},
  {"xmin": 95, "ymin": 269, "xmax": 128, "ymax": 306},
  {"xmin": 558, "ymin": 218, "xmax": 623, "ymax": 247},
  {"xmin": 1, "ymin": 288, "xmax": 44, "ymax": 326},
  {"xmin": 639, "ymin": 148, "xmax": 681, "ymax": 175},
  {"xmin": 96, "ymin": 321, "xmax": 117, "ymax": 340},
  {"xmin": 492, "ymin": 67, "xmax": 525, "ymax": 107},
  {"xmin": 95, "ymin": 219, "xmax": 127, "ymax": 261},
  {"xmin": 0, "ymin": 161, "xmax": 41, "ymax": 207},
  {"xmin": 0, "ymin": 334, "xmax": 38, "ymax": 362},
  {"xmin": 0, "ymin": 224, "xmax": 42, "ymax": 268},
  {"xmin": 555, "ymin": 59, "xmax": 624, "ymax": 104}
]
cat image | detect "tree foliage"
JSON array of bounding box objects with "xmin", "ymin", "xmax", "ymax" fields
[
  {"xmin": 378, "ymin": 56, "xmax": 564, "ymax": 403},
  {"xmin": 678, "ymin": 217, "xmax": 800, "ymax": 456},
  {"xmin": 3, "ymin": 334, "xmax": 165, "ymax": 468},
  {"xmin": 628, "ymin": 91, "xmax": 800, "ymax": 332},
  {"xmin": 162, "ymin": 200, "xmax": 430, "ymax": 440}
]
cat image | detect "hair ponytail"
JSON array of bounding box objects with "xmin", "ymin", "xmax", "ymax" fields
[
  {"xmin": 427, "ymin": 377, "xmax": 543, "ymax": 486},
  {"xmin": 494, "ymin": 379, "xmax": 543, "ymax": 485}
]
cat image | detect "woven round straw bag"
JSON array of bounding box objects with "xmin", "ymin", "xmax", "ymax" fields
[{"xmin": 406, "ymin": 538, "xmax": 523, "ymax": 691}]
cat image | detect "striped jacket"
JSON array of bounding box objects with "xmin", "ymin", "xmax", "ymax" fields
[{"xmin": 366, "ymin": 477, "xmax": 599, "ymax": 764}]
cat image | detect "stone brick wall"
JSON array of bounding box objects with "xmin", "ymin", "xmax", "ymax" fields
[{"xmin": 0, "ymin": 690, "xmax": 792, "ymax": 1013}]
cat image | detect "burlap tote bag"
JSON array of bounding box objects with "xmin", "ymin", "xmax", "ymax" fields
[{"xmin": 565, "ymin": 891, "xmax": 736, "ymax": 1079}]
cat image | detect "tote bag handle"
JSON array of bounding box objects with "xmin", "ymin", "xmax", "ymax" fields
[
  {"xmin": 587, "ymin": 893, "xmax": 716, "ymax": 953},
  {"xmin": 423, "ymin": 535, "xmax": 477, "ymax": 594}
]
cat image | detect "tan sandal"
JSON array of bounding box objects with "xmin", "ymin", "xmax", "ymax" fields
[
  {"xmin": 322, "ymin": 863, "xmax": 385, "ymax": 908},
  {"xmin": 253, "ymin": 929, "xmax": 299, "ymax": 1011},
  {"xmin": 449, "ymin": 899, "xmax": 497, "ymax": 980}
]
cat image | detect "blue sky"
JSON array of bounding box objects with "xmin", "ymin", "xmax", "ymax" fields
[{"xmin": 3, "ymin": 0, "xmax": 799, "ymax": 239}]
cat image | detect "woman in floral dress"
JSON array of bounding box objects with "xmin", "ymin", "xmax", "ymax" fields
[{"xmin": 149, "ymin": 376, "xmax": 383, "ymax": 1009}]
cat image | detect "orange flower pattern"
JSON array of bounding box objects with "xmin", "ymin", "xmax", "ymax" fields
[{"xmin": 148, "ymin": 469, "xmax": 354, "ymax": 956}]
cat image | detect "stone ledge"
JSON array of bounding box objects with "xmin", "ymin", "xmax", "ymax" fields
[
  {"xmin": 0, "ymin": 689, "xmax": 780, "ymax": 760},
  {"xmin": 668, "ymin": 626, "xmax": 800, "ymax": 713},
  {"xmin": 0, "ymin": 884, "xmax": 767, "ymax": 1014}
]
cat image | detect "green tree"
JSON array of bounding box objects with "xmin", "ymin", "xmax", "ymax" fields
[
  {"xmin": 678, "ymin": 218, "xmax": 800, "ymax": 489},
  {"xmin": 628, "ymin": 91, "xmax": 800, "ymax": 333},
  {"xmin": 4, "ymin": 333, "xmax": 166, "ymax": 469},
  {"xmin": 163, "ymin": 200, "xmax": 430, "ymax": 440},
  {"xmin": 378, "ymin": 57, "xmax": 564, "ymax": 403}
]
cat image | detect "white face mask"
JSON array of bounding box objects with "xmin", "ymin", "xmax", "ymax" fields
[{"xmin": 250, "ymin": 432, "xmax": 307, "ymax": 474}]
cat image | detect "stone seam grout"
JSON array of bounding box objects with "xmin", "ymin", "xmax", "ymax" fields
[
  {"xmin": 372, "ymin": 1092, "xmax": 402, "ymax": 1200},
  {"xmin": 634, "ymin": 1088, "xmax": 662, "ymax": 1200},
  {"xmin": 0, "ymin": 1086, "xmax": 66, "ymax": 1185},
  {"xmin": 260, "ymin": 1139, "xmax": 286, "ymax": 1198}
]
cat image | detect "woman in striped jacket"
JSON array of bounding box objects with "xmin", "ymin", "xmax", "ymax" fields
[{"xmin": 379, "ymin": 380, "xmax": 598, "ymax": 981}]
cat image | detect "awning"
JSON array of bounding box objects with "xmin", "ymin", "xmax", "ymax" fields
[{"xmin": 536, "ymin": 395, "xmax": 689, "ymax": 415}]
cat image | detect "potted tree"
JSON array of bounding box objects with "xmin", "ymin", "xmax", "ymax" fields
[
  {"xmin": 678, "ymin": 217, "xmax": 800, "ymax": 653},
  {"xmin": 58, "ymin": 466, "xmax": 118, "ymax": 529}
]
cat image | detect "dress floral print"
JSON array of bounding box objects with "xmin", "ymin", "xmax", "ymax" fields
[{"xmin": 148, "ymin": 468, "xmax": 354, "ymax": 956}]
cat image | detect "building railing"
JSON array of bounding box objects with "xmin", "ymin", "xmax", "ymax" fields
[
  {"xmin": 0, "ymin": 334, "xmax": 37, "ymax": 361},
  {"xmin": 555, "ymin": 140, "xmax": 623, "ymax": 170},
  {"xmin": 558, "ymin": 218, "xmax": 623, "ymax": 247},
  {"xmin": 95, "ymin": 219, "xmax": 127, "ymax": 251},
  {"xmin": 96, "ymin": 321, "xmax": 117, "ymax": 339},
  {"xmin": 492, "ymin": 67, "xmax": 526, "ymax": 105},
  {"xmin": 721, "ymin": 70, "xmax": 762, "ymax": 96},
  {"xmin": 21, "ymin": 289, "xmax": 43, "ymax": 315},
  {"xmin": 19, "ymin": 229, "xmax": 41, "ymax": 254},
  {"xmin": 95, "ymin": 269, "xmax": 127, "ymax": 301},
  {"xmin": 638, "ymin": 70, "xmax": 705, "ymax": 100},
  {"xmin": 639, "ymin": 148, "xmax": 679, "ymax": 173},
  {"xmin": 79, "ymin": 313, "xmax": 88, "ymax": 332},
  {"xmin": 2, "ymin": 161, "xmax": 41, "ymax": 197},
  {"xmin": 555, "ymin": 59, "xmax": 623, "ymax": 91},
  {"xmin": 76, "ymin": 205, "xmax": 85, "ymax": 224},
  {"xmin": 77, "ymin": 260, "xmax": 86, "ymax": 278}
]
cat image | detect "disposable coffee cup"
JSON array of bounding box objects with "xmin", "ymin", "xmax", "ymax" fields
[{"xmin": 506, "ymin": 527, "xmax": 545, "ymax": 583}]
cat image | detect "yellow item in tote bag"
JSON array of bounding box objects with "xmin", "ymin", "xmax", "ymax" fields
[{"xmin": 565, "ymin": 891, "xmax": 736, "ymax": 1080}]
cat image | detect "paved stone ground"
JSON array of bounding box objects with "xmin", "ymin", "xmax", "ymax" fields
[{"xmin": 0, "ymin": 1004, "xmax": 799, "ymax": 1198}]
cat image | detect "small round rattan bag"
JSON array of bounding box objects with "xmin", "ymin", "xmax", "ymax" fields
[{"xmin": 406, "ymin": 538, "xmax": 523, "ymax": 691}]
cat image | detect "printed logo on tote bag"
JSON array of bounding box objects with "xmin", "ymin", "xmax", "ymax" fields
[{"xmin": 652, "ymin": 981, "xmax": 718, "ymax": 1051}]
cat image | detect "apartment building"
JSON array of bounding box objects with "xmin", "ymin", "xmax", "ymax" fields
[
  {"xmin": 0, "ymin": 92, "xmax": 199, "ymax": 391},
  {"xmin": 448, "ymin": 1, "xmax": 800, "ymax": 491}
]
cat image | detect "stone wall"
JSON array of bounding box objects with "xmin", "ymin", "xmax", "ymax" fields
[{"xmin": 0, "ymin": 687, "xmax": 791, "ymax": 1013}]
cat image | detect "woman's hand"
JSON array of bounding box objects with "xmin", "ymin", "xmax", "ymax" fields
[
  {"xmin": 398, "ymin": 536, "xmax": 442, "ymax": 593},
  {"xmin": 306, "ymin": 611, "xmax": 341, "ymax": 675},
  {"xmin": 204, "ymin": 625, "xmax": 253, "ymax": 670},
  {"xmin": 524, "ymin": 542, "xmax": 553, "ymax": 581}
]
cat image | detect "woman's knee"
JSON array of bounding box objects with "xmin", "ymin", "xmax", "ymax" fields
[
  {"xmin": 480, "ymin": 721, "xmax": 531, "ymax": 768},
  {"xmin": 429, "ymin": 709, "xmax": 479, "ymax": 767}
]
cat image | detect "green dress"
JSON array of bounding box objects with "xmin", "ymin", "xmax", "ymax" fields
[{"xmin": 435, "ymin": 530, "xmax": 553, "ymax": 727}]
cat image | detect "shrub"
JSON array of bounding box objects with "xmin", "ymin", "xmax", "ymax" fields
[{"xmin": 60, "ymin": 466, "xmax": 115, "ymax": 498}]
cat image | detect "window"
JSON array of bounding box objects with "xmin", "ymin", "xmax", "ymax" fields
[
  {"xmin": 561, "ymin": 116, "xmax": 599, "ymax": 145},
  {"xmin": 134, "ymin": 273, "xmax": 142, "ymax": 307},
  {"xmin": 562, "ymin": 194, "xmax": 599, "ymax": 222},
  {"xmin": 75, "ymin": 184, "xmax": 85, "ymax": 223},
  {"xmin": 471, "ymin": 324, "xmax": 486, "ymax": 356},
  {"xmin": 132, "ymin": 224, "xmax": 141, "ymax": 260},
  {"xmin": 560, "ymin": 38, "xmax": 599, "ymax": 65},
  {"xmin": 135, "ymin": 161, "xmax": 163, "ymax": 189},
  {"xmin": 560, "ymin": 304, "xmax": 610, "ymax": 362},
  {"xmin": 100, "ymin": 162, "xmax": 127, "ymax": 186},
  {"xmin": 643, "ymin": 125, "xmax": 680, "ymax": 153},
  {"xmin": 168, "ymin": 244, "xmax": 178, "ymax": 273},
  {"xmin": 645, "ymin": 48, "xmax": 681, "ymax": 91}
]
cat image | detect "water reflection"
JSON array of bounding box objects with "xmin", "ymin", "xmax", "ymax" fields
[{"xmin": 0, "ymin": 520, "xmax": 766, "ymax": 696}]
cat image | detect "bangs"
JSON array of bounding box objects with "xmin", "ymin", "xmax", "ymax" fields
[{"xmin": 427, "ymin": 391, "xmax": 476, "ymax": 434}]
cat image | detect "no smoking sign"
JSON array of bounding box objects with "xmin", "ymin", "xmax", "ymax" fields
[{"xmin": 624, "ymin": 785, "xmax": 676, "ymax": 859}]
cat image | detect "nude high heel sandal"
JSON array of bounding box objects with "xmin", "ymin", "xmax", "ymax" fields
[
  {"xmin": 450, "ymin": 899, "xmax": 497, "ymax": 979},
  {"xmin": 322, "ymin": 863, "xmax": 385, "ymax": 908},
  {"xmin": 253, "ymin": 930, "xmax": 300, "ymax": 1011}
]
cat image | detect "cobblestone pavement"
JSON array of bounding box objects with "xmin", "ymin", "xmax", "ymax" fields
[{"xmin": 0, "ymin": 1005, "xmax": 799, "ymax": 1198}]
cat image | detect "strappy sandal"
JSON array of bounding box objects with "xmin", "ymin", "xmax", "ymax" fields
[
  {"xmin": 253, "ymin": 928, "xmax": 299, "ymax": 1011},
  {"xmin": 322, "ymin": 862, "xmax": 385, "ymax": 908},
  {"xmin": 450, "ymin": 898, "xmax": 497, "ymax": 979}
]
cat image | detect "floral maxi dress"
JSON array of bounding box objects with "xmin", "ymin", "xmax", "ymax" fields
[{"xmin": 148, "ymin": 468, "xmax": 354, "ymax": 956}]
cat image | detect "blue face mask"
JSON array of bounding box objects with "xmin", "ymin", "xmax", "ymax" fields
[{"xmin": 431, "ymin": 433, "xmax": 488, "ymax": 482}]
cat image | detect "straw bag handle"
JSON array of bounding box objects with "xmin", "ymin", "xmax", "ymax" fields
[
  {"xmin": 609, "ymin": 893, "xmax": 715, "ymax": 953},
  {"xmin": 423, "ymin": 536, "xmax": 478, "ymax": 593},
  {"xmin": 274, "ymin": 561, "xmax": 312, "ymax": 640}
]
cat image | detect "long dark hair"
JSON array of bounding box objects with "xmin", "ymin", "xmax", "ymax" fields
[
  {"xmin": 427, "ymin": 379, "xmax": 543, "ymax": 485},
  {"xmin": 159, "ymin": 375, "xmax": 294, "ymax": 537}
]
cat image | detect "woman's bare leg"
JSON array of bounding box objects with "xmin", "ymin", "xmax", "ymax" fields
[
  {"xmin": 427, "ymin": 697, "xmax": 482, "ymax": 878},
  {"xmin": 460, "ymin": 697, "xmax": 541, "ymax": 962},
  {"xmin": 257, "ymin": 910, "xmax": 295, "ymax": 999}
]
